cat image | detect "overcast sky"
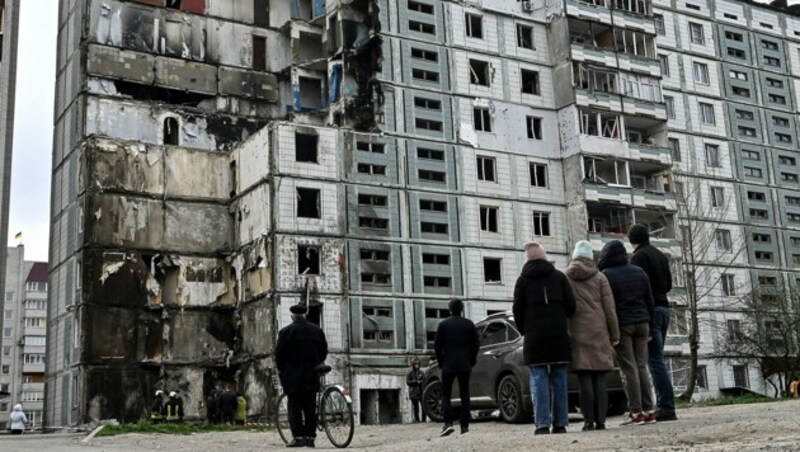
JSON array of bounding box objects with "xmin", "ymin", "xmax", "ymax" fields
[{"xmin": 6, "ymin": 0, "xmax": 57, "ymax": 262}]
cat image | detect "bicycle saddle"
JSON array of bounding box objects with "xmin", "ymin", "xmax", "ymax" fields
[{"xmin": 315, "ymin": 364, "xmax": 332, "ymax": 374}]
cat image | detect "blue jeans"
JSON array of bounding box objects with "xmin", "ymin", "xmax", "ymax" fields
[
  {"xmin": 648, "ymin": 306, "xmax": 675, "ymax": 414},
  {"xmin": 529, "ymin": 364, "xmax": 569, "ymax": 429}
]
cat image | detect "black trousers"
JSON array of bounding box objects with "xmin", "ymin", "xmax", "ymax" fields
[
  {"xmin": 441, "ymin": 371, "xmax": 471, "ymax": 428},
  {"xmin": 577, "ymin": 371, "xmax": 608, "ymax": 426},
  {"xmin": 410, "ymin": 398, "xmax": 426, "ymax": 422},
  {"xmin": 220, "ymin": 409, "xmax": 235, "ymax": 424},
  {"xmin": 288, "ymin": 391, "xmax": 317, "ymax": 439}
]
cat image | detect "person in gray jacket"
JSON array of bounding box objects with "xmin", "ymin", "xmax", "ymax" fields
[{"xmin": 7, "ymin": 404, "xmax": 29, "ymax": 434}]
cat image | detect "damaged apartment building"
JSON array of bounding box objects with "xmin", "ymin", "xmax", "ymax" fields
[{"xmin": 49, "ymin": 0, "xmax": 793, "ymax": 427}]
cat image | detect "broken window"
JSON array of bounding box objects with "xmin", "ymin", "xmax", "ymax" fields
[
  {"xmin": 476, "ymin": 156, "xmax": 496, "ymax": 182},
  {"xmin": 421, "ymin": 222, "xmax": 448, "ymax": 234},
  {"xmin": 473, "ymin": 107, "xmax": 492, "ymax": 132},
  {"xmin": 469, "ymin": 59, "xmax": 490, "ymax": 86},
  {"xmin": 530, "ymin": 163, "xmax": 548, "ymax": 187},
  {"xmin": 361, "ymin": 273, "xmax": 391, "ymax": 285},
  {"xmin": 356, "ymin": 141, "xmax": 385, "ymax": 154},
  {"xmin": 414, "ymin": 97, "xmax": 442, "ymax": 110},
  {"xmin": 254, "ymin": 0, "xmax": 269, "ymax": 26},
  {"xmin": 424, "ymin": 276, "xmax": 451, "ymax": 287},
  {"xmin": 419, "ymin": 170, "xmax": 446, "ymax": 183},
  {"xmin": 576, "ymin": 65, "xmax": 618, "ymax": 94},
  {"xmin": 252, "ymin": 36, "xmax": 266, "ymax": 71},
  {"xmin": 165, "ymin": 0, "xmax": 181, "ymax": 9},
  {"xmin": 409, "ymin": 20, "xmax": 435, "ymax": 34},
  {"xmin": 466, "ymin": 13, "xmax": 483, "ymax": 39},
  {"xmin": 419, "ymin": 200, "xmax": 447, "ymax": 212},
  {"xmin": 521, "ymin": 69, "xmax": 540, "ymax": 94},
  {"xmin": 579, "ymin": 110, "xmax": 621, "ymax": 139},
  {"xmin": 533, "ymin": 212, "xmax": 551, "ymax": 236},
  {"xmin": 417, "ymin": 148, "xmax": 444, "ymax": 160},
  {"xmin": 298, "ymin": 245, "xmax": 320, "ymax": 275},
  {"xmin": 412, "ymin": 68, "xmax": 439, "ymax": 82},
  {"xmin": 359, "ymin": 217, "xmax": 389, "ymax": 230},
  {"xmin": 357, "ymin": 163, "xmax": 387, "ymax": 176},
  {"xmin": 296, "ymin": 187, "xmax": 321, "ymax": 218},
  {"xmin": 614, "ymin": 28, "xmax": 655, "ymax": 59},
  {"xmin": 358, "ymin": 194, "xmax": 388, "ymax": 207},
  {"xmin": 526, "ymin": 117, "xmax": 542, "ymax": 140},
  {"xmin": 295, "ymin": 132, "xmax": 318, "ymax": 163},
  {"xmin": 483, "ymin": 258, "xmax": 502, "ymax": 283},
  {"xmin": 480, "ymin": 206, "xmax": 498, "ymax": 233},
  {"xmin": 517, "ymin": 24, "xmax": 534, "ymax": 49},
  {"xmin": 408, "ymin": 0, "xmax": 434, "ymax": 14},
  {"xmin": 163, "ymin": 117, "xmax": 180, "ymax": 146},
  {"xmin": 423, "ymin": 253, "xmax": 450, "ymax": 265},
  {"xmin": 298, "ymin": 77, "xmax": 323, "ymax": 109},
  {"xmin": 411, "ymin": 47, "xmax": 438, "ymax": 62},
  {"xmin": 415, "ymin": 118, "xmax": 443, "ymax": 132},
  {"xmin": 361, "ymin": 250, "xmax": 390, "ymax": 261}
]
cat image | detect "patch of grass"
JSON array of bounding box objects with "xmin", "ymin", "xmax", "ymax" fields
[
  {"xmin": 98, "ymin": 420, "xmax": 272, "ymax": 437},
  {"xmin": 676, "ymin": 393, "xmax": 776, "ymax": 409}
]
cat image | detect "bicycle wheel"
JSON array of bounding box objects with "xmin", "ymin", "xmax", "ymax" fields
[
  {"xmin": 275, "ymin": 392, "xmax": 292, "ymax": 445},
  {"xmin": 321, "ymin": 386, "xmax": 354, "ymax": 448}
]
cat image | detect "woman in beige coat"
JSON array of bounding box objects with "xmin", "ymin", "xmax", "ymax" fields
[{"xmin": 565, "ymin": 240, "xmax": 620, "ymax": 431}]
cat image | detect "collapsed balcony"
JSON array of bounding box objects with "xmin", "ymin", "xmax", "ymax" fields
[
  {"xmin": 570, "ymin": 19, "xmax": 615, "ymax": 52},
  {"xmin": 587, "ymin": 203, "xmax": 676, "ymax": 241}
]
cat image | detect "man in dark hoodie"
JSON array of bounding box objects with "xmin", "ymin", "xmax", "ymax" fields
[
  {"xmin": 434, "ymin": 298, "xmax": 479, "ymax": 437},
  {"xmin": 599, "ymin": 240, "xmax": 655, "ymax": 426},
  {"xmin": 513, "ymin": 242, "xmax": 576, "ymax": 435},
  {"xmin": 629, "ymin": 224, "xmax": 677, "ymax": 422}
]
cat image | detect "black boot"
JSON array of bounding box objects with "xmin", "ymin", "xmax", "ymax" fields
[
  {"xmin": 286, "ymin": 437, "xmax": 306, "ymax": 448},
  {"xmin": 305, "ymin": 437, "xmax": 315, "ymax": 448}
]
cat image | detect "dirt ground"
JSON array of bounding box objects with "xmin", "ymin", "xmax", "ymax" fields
[{"xmin": 2, "ymin": 401, "xmax": 800, "ymax": 451}]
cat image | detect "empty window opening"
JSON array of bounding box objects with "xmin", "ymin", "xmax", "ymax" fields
[
  {"xmin": 735, "ymin": 109, "xmax": 754, "ymax": 120},
  {"xmin": 356, "ymin": 141, "xmax": 385, "ymax": 154},
  {"xmin": 252, "ymin": 36, "xmax": 266, "ymax": 71},
  {"xmin": 163, "ymin": 117, "xmax": 180, "ymax": 146},
  {"xmin": 411, "ymin": 47, "xmax": 438, "ymax": 62},
  {"xmin": 295, "ymin": 132, "xmax": 319, "ymax": 163},
  {"xmin": 779, "ymin": 155, "xmax": 797, "ymax": 166},
  {"xmin": 359, "ymin": 217, "xmax": 389, "ymax": 230},
  {"xmin": 414, "ymin": 97, "xmax": 442, "ymax": 110},
  {"xmin": 739, "ymin": 126, "xmax": 756, "ymax": 137},
  {"xmin": 530, "ymin": 163, "xmax": 548, "ymax": 187},
  {"xmin": 299, "ymin": 31, "xmax": 324, "ymax": 60},
  {"xmin": 782, "ymin": 173, "xmax": 799, "ymax": 182},
  {"xmin": 358, "ymin": 163, "xmax": 387, "ymax": 176},
  {"xmin": 361, "ymin": 273, "xmax": 391, "ymax": 285},
  {"xmin": 469, "ymin": 59, "xmax": 491, "ymax": 86},
  {"xmin": 764, "ymin": 56, "xmax": 781, "ymax": 67},
  {"xmin": 361, "ymin": 250, "xmax": 390, "ymax": 261},
  {"xmin": 476, "ymin": 156, "xmax": 496, "ymax": 182},
  {"xmin": 755, "ymin": 251, "xmax": 773, "ymax": 261},
  {"xmin": 747, "ymin": 191, "xmax": 765, "ymax": 202},
  {"xmin": 299, "ymin": 77, "xmax": 323, "ymax": 109},
  {"xmin": 412, "ymin": 68, "xmax": 439, "ymax": 82},
  {"xmin": 358, "ymin": 194, "xmax": 388, "ymax": 207},
  {"xmin": 750, "ymin": 208, "xmax": 768, "ymax": 219},
  {"xmin": 776, "ymin": 133, "xmax": 792, "ymax": 144},
  {"xmin": 723, "ymin": 13, "xmax": 738, "ymax": 20},
  {"xmin": 420, "ymin": 199, "xmax": 447, "ymax": 212},
  {"xmin": 424, "ymin": 276, "xmax": 451, "ymax": 287},
  {"xmin": 521, "ymin": 69, "xmax": 540, "ymax": 94},
  {"xmin": 423, "ymin": 253, "xmax": 450, "ymax": 265},
  {"xmin": 579, "ymin": 110, "xmax": 621, "ymax": 139},
  {"xmin": 465, "ymin": 13, "xmax": 483, "ymax": 39},
  {"xmin": 576, "ymin": 65, "xmax": 618, "ymax": 94},
  {"xmin": 421, "ymin": 222, "xmax": 448, "ymax": 234},
  {"xmin": 480, "ymin": 206, "xmax": 499, "ymax": 232},
  {"xmin": 768, "ymin": 94, "xmax": 786, "ymax": 104},
  {"xmin": 732, "ymin": 87, "xmax": 750, "ymax": 97},
  {"xmin": 297, "ymin": 188, "xmax": 321, "ymax": 218},
  {"xmin": 483, "ymin": 258, "xmax": 502, "ymax": 283},
  {"xmin": 415, "ymin": 118, "xmax": 443, "ymax": 132},
  {"xmin": 533, "ymin": 212, "xmax": 551, "ymax": 236},
  {"xmin": 408, "ymin": 0, "xmax": 434, "ymax": 14},
  {"xmin": 409, "ymin": 20, "xmax": 435, "ymax": 34},
  {"xmin": 298, "ymin": 245, "xmax": 320, "ymax": 275},
  {"xmin": 517, "ymin": 24, "xmax": 534, "ymax": 49},
  {"xmin": 306, "ymin": 303, "xmax": 322, "ymax": 326},
  {"xmin": 419, "ymin": 170, "xmax": 446, "ymax": 183},
  {"xmin": 773, "ymin": 116, "xmax": 790, "ymax": 127},
  {"xmin": 526, "ymin": 117, "xmax": 542, "ymax": 140},
  {"xmin": 584, "ymin": 157, "xmax": 629, "ymax": 186},
  {"xmin": 474, "ymin": 107, "xmax": 492, "ymax": 132},
  {"xmin": 753, "ymin": 233, "xmax": 772, "ymax": 243},
  {"xmin": 741, "ymin": 150, "xmax": 760, "ymax": 161},
  {"xmin": 166, "ymin": 0, "xmax": 181, "ymax": 9},
  {"xmin": 417, "ymin": 148, "xmax": 444, "ymax": 160}
]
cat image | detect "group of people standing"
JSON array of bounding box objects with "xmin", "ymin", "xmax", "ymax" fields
[{"xmin": 428, "ymin": 224, "xmax": 677, "ymax": 436}]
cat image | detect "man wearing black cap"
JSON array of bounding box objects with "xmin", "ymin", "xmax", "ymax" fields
[
  {"xmin": 629, "ymin": 224, "xmax": 677, "ymax": 422},
  {"xmin": 275, "ymin": 304, "xmax": 329, "ymax": 447},
  {"xmin": 434, "ymin": 298, "xmax": 479, "ymax": 437}
]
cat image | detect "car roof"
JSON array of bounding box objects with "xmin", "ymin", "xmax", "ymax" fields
[{"xmin": 476, "ymin": 311, "xmax": 514, "ymax": 326}]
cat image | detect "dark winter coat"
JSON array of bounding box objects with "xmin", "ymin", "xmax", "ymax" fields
[
  {"xmin": 598, "ymin": 240, "xmax": 654, "ymax": 331},
  {"xmin": 434, "ymin": 315, "xmax": 480, "ymax": 373},
  {"xmin": 406, "ymin": 369, "xmax": 425, "ymax": 400},
  {"xmin": 513, "ymin": 259, "xmax": 576, "ymax": 365},
  {"xmin": 565, "ymin": 258, "xmax": 620, "ymax": 371},
  {"xmin": 631, "ymin": 242, "xmax": 672, "ymax": 307},
  {"xmin": 275, "ymin": 318, "xmax": 329, "ymax": 394},
  {"xmin": 218, "ymin": 390, "xmax": 238, "ymax": 416}
]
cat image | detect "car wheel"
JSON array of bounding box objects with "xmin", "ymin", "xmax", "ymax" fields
[
  {"xmin": 497, "ymin": 375, "xmax": 531, "ymax": 424},
  {"xmin": 422, "ymin": 380, "xmax": 444, "ymax": 423}
]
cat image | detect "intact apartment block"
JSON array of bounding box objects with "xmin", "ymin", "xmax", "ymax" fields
[
  {"xmin": 2, "ymin": 246, "xmax": 48, "ymax": 429},
  {"xmin": 45, "ymin": 0, "xmax": 799, "ymax": 427}
]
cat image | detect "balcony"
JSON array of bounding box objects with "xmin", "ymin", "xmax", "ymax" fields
[
  {"xmin": 570, "ymin": 20, "xmax": 618, "ymax": 68},
  {"xmin": 622, "ymin": 96, "xmax": 666, "ymax": 120},
  {"xmin": 575, "ymin": 88, "xmax": 623, "ymax": 111},
  {"xmin": 628, "ymin": 142, "xmax": 672, "ymax": 165},
  {"xmin": 566, "ymin": 0, "xmax": 613, "ymax": 24},
  {"xmin": 585, "ymin": 182, "xmax": 634, "ymax": 205},
  {"xmin": 617, "ymin": 52, "xmax": 660, "ymax": 77},
  {"xmin": 611, "ymin": 8, "xmax": 656, "ymax": 35},
  {"xmin": 583, "ymin": 157, "xmax": 634, "ymax": 205}
]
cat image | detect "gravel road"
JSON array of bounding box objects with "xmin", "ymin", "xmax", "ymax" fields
[{"xmin": 2, "ymin": 401, "xmax": 799, "ymax": 451}]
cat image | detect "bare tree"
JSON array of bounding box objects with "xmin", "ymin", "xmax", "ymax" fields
[
  {"xmin": 670, "ymin": 173, "xmax": 748, "ymax": 400},
  {"xmin": 719, "ymin": 286, "xmax": 800, "ymax": 397}
]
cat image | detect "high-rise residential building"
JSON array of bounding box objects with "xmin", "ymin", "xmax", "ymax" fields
[
  {"xmin": 1, "ymin": 245, "xmax": 47, "ymax": 429},
  {"xmin": 0, "ymin": 0, "xmax": 20, "ymax": 382},
  {"xmin": 46, "ymin": 0, "xmax": 799, "ymax": 427}
]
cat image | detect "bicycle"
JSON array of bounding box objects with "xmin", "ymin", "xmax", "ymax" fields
[{"xmin": 275, "ymin": 364, "xmax": 355, "ymax": 448}]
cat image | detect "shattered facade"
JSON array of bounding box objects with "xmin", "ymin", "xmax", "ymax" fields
[{"xmin": 46, "ymin": 0, "xmax": 800, "ymax": 427}]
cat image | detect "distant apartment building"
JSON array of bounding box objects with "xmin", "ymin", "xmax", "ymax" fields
[
  {"xmin": 1, "ymin": 245, "xmax": 47, "ymax": 428},
  {"xmin": 46, "ymin": 0, "xmax": 799, "ymax": 427}
]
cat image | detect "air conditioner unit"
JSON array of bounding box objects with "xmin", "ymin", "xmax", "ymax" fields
[{"xmin": 522, "ymin": 1, "xmax": 534, "ymax": 12}]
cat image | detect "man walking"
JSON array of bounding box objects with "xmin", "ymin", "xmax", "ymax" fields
[
  {"xmin": 513, "ymin": 241, "xmax": 576, "ymax": 434},
  {"xmin": 406, "ymin": 359, "xmax": 426, "ymax": 422},
  {"xmin": 629, "ymin": 224, "xmax": 677, "ymax": 422},
  {"xmin": 434, "ymin": 298, "xmax": 479, "ymax": 437},
  {"xmin": 276, "ymin": 304, "xmax": 329, "ymax": 448}
]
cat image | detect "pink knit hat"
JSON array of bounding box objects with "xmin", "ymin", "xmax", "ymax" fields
[{"xmin": 523, "ymin": 241, "xmax": 547, "ymax": 261}]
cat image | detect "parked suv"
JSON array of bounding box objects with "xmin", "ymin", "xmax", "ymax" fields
[{"xmin": 421, "ymin": 311, "xmax": 627, "ymax": 423}]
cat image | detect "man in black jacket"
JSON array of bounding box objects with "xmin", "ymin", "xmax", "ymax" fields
[
  {"xmin": 513, "ymin": 241, "xmax": 576, "ymax": 435},
  {"xmin": 629, "ymin": 224, "xmax": 677, "ymax": 422},
  {"xmin": 406, "ymin": 359, "xmax": 426, "ymax": 422},
  {"xmin": 434, "ymin": 298, "xmax": 479, "ymax": 437},
  {"xmin": 599, "ymin": 240, "xmax": 655, "ymax": 426},
  {"xmin": 275, "ymin": 304, "xmax": 329, "ymax": 448},
  {"xmin": 218, "ymin": 386, "xmax": 238, "ymax": 424}
]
